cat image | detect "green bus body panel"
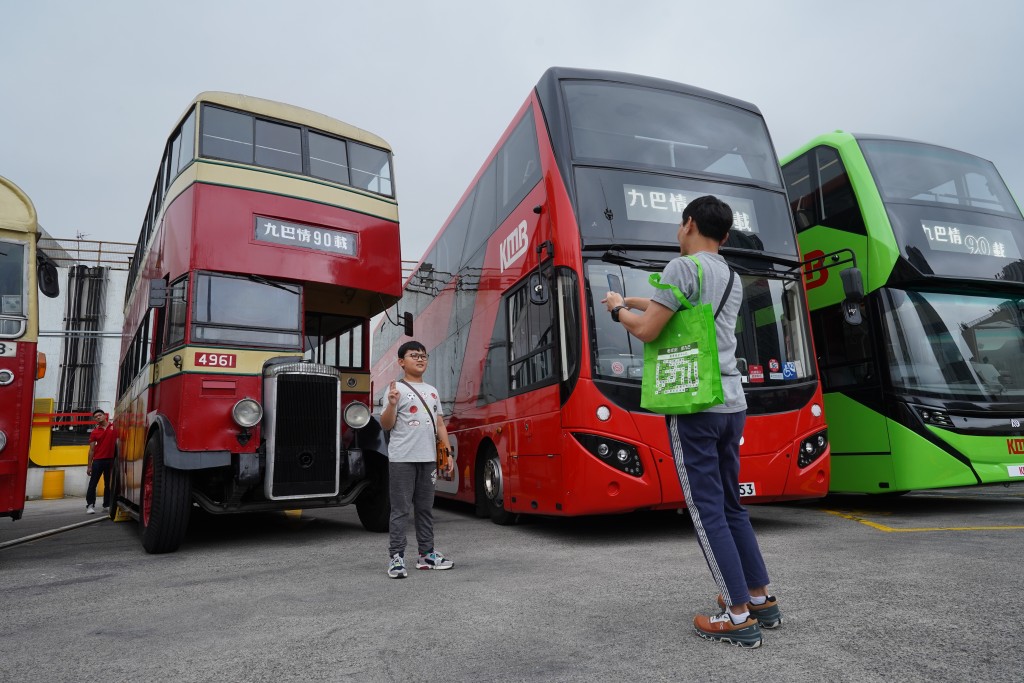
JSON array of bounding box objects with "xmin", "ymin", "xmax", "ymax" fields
[
  {"xmin": 885, "ymin": 419, "xmax": 976, "ymax": 491},
  {"xmin": 823, "ymin": 393, "xmax": 890, "ymax": 454},
  {"xmin": 927, "ymin": 427, "xmax": 1024, "ymax": 484},
  {"xmin": 783, "ymin": 132, "xmax": 901, "ymax": 301}
]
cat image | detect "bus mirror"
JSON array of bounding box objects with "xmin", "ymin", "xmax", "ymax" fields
[
  {"xmin": 148, "ymin": 279, "xmax": 167, "ymax": 308},
  {"xmin": 37, "ymin": 259, "xmax": 60, "ymax": 298},
  {"xmin": 840, "ymin": 267, "xmax": 864, "ymax": 303},
  {"xmin": 529, "ymin": 272, "xmax": 549, "ymax": 305},
  {"xmin": 401, "ymin": 312, "xmax": 414, "ymax": 337}
]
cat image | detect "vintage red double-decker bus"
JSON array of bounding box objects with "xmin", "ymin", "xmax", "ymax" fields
[
  {"xmin": 1, "ymin": 175, "xmax": 58, "ymax": 520},
  {"xmin": 112, "ymin": 93, "xmax": 402, "ymax": 552},
  {"xmin": 371, "ymin": 68, "xmax": 830, "ymax": 524}
]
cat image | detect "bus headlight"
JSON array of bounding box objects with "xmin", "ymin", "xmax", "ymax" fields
[
  {"xmin": 0, "ymin": 369, "xmax": 14, "ymax": 386},
  {"xmin": 232, "ymin": 398, "xmax": 263, "ymax": 428},
  {"xmin": 798, "ymin": 429, "xmax": 828, "ymax": 468},
  {"xmin": 0, "ymin": 430, "xmax": 7, "ymax": 453},
  {"xmin": 343, "ymin": 401, "xmax": 371, "ymax": 429}
]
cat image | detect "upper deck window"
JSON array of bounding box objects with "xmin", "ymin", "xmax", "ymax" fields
[
  {"xmin": 0, "ymin": 240, "xmax": 26, "ymax": 338},
  {"xmin": 859, "ymin": 139, "xmax": 1020, "ymax": 217},
  {"xmin": 199, "ymin": 103, "xmax": 394, "ymax": 198},
  {"xmin": 563, "ymin": 81, "xmax": 781, "ymax": 186}
]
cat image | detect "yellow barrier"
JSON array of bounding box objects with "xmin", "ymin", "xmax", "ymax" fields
[
  {"xmin": 30, "ymin": 398, "xmax": 90, "ymax": 467},
  {"xmin": 41, "ymin": 469, "xmax": 65, "ymax": 499}
]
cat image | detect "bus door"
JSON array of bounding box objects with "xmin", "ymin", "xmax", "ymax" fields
[
  {"xmin": 505, "ymin": 247, "xmax": 564, "ymax": 514},
  {"xmin": 811, "ymin": 295, "xmax": 893, "ymax": 487}
]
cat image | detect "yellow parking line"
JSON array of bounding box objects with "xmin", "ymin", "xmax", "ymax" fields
[{"xmin": 823, "ymin": 509, "xmax": 1024, "ymax": 532}]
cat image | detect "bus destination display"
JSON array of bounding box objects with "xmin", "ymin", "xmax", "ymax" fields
[
  {"xmin": 255, "ymin": 216, "xmax": 358, "ymax": 257},
  {"xmin": 920, "ymin": 220, "xmax": 1021, "ymax": 259},
  {"xmin": 623, "ymin": 183, "xmax": 758, "ymax": 233}
]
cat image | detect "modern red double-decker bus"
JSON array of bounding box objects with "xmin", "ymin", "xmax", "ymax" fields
[
  {"xmin": 1, "ymin": 175, "xmax": 58, "ymax": 520},
  {"xmin": 112, "ymin": 93, "xmax": 402, "ymax": 552},
  {"xmin": 371, "ymin": 68, "xmax": 829, "ymax": 524}
]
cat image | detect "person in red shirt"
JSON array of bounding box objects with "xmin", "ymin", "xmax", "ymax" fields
[{"xmin": 86, "ymin": 409, "xmax": 118, "ymax": 514}]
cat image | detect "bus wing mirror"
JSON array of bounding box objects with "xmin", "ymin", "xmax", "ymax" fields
[
  {"xmin": 148, "ymin": 279, "xmax": 167, "ymax": 308},
  {"xmin": 37, "ymin": 258, "xmax": 60, "ymax": 298},
  {"xmin": 529, "ymin": 272, "xmax": 549, "ymax": 305},
  {"xmin": 840, "ymin": 267, "xmax": 864, "ymax": 303},
  {"xmin": 401, "ymin": 311, "xmax": 414, "ymax": 337}
]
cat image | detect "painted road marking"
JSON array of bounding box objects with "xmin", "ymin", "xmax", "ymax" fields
[{"xmin": 823, "ymin": 509, "xmax": 1024, "ymax": 532}]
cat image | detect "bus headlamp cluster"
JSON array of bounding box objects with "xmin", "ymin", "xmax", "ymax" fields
[
  {"xmin": 232, "ymin": 398, "xmax": 263, "ymax": 428},
  {"xmin": 914, "ymin": 406, "xmax": 953, "ymax": 428},
  {"xmin": 798, "ymin": 429, "xmax": 828, "ymax": 468},
  {"xmin": 0, "ymin": 430, "xmax": 6, "ymax": 453},
  {"xmin": 572, "ymin": 432, "xmax": 643, "ymax": 477},
  {"xmin": 343, "ymin": 401, "xmax": 371, "ymax": 429},
  {"xmin": 0, "ymin": 369, "xmax": 14, "ymax": 386}
]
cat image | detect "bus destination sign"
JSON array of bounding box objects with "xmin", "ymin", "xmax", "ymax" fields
[
  {"xmin": 623, "ymin": 184, "xmax": 758, "ymax": 234},
  {"xmin": 920, "ymin": 220, "xmax": 1021, "ymax": 259},
  {"xmin": 254, "ymin": 216, "xmax": 358, "ymax": 257}
]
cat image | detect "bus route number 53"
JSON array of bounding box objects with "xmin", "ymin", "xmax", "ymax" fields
[{"xmin": 195, "ymin": 352, "xmax": 237, "ymax": 368}]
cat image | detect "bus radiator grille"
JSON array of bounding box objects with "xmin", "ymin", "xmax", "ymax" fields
[{"xmin": 270, "ymin": 373, "xmax": 340, "ymax": 498}]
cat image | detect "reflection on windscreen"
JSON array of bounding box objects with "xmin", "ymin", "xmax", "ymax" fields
[
  {"xmin": 881, "ymin": 289, "xmax": 1024, "ymax": 400},
  {"xmin": 586, "ymin": 261, "xmax": 814, "ymax": 386},
  {"xmin": 192, "ymin": 273, "xmax": 302, "ymax": 348},
  {"xmin": 859, "ymin": 139, "xmax": 1020, "ymax": 217},
  {"xmin": 563, "ymin": 82, "xmax": 780, "ymax": 185}
]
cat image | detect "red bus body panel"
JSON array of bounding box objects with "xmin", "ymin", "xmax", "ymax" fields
[{"xmin": 0, "ymin": 342, "xmax": 35, "ymax": 518}]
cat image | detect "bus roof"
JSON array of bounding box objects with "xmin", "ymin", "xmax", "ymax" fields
[
  {"xmin": 0, "ymin": 175, "xmax": 38, "ymax": 234},
  {"xmin": 536, "ymin": 66, "xmax": 764, "ymax": 116},
  {"xmin": 783, "ymin": 130, "xmax": 998, "ymax": 168},
  {"xmin": 183, "ymin": 91, "xmax": 393, "ymax": 151}
]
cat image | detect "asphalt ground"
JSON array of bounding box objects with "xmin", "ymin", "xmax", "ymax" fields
[{"xmin": 1, "ymin": 486, "xmax": 1022, "ymax": 682}]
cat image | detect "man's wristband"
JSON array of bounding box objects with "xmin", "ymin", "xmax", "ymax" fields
[{"xmin": 610, "ymin": 305, "xmax": 626, "ymax": 322}]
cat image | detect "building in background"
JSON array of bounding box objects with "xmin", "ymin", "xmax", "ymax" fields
[{"xmin": 26, "ymin": 233, "xmax": 132, "ymax": 498}]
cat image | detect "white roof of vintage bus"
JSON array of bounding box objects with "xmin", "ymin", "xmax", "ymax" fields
[
  {"xmin": 189, "ymin": 91, "xmax": 393, "ymax": 151},
  {"xmin": 0, "ymin": 175, "xmax": 38, "ymax": 234}
]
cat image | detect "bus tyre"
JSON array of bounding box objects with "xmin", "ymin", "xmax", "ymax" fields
[
  {"xmin": 356, "ymin": 458, "xmax": 389, "ymax": 533},
  {"xmin": 478, "ymin": 449, "xmax": 517, "ymax": 526},
  {"xmin": 107, "ymin": 456, "xmax": 120, "ymax": 521},
  {"xmin": 139, "ymin": 436, "xmax": 191, "ymax": 554}
]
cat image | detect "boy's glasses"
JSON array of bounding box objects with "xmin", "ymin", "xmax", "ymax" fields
[{"xmin": 404, "ymin": 353, "xmax": 429, "ymax": 361}]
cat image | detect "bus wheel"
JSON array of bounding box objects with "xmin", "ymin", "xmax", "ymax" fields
[
  {"xmin": 477, "ymin": 449, "xmax": 517, "ymax": 525},
  {"xmin": 107, "ymin": 456, "xmax": 120, "ymax": 521},
  {"xmin": 356, "ymin": 457, "xmax": 390, "ymax": 532},
  {"xmin": 139, "ymin": 436, "xmax": 191, "ymax": 554}
]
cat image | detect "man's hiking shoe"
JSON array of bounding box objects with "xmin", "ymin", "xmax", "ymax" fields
[
  {"xmin": 693, "ymin": 611, "xmax": 763, "ymax": 648},
  {"xmin": 717, "ymin": 594, "xmax": 783, "ymax": 629},
  {"xmin": 416, "ymin": 550, "xmax": 453, "ymax": 570},
  {"xmin": 387, "ymin": 553, "xmax": 407, "ymax": 579}
]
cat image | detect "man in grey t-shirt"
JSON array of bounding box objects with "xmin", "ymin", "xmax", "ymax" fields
[{"xmin": 602, "ymin": 195, "xmax": 779, "ymax": 649}]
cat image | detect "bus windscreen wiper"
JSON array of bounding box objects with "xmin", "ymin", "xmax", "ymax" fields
[
  {"xmin": 246, "ymin": 274, "xmax": 301, "ymax": 294},
  {"xmin": 600, "ymin": 249, "xmax": 668, "ymax": 270}
]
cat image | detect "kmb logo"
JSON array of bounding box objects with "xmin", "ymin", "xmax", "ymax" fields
[
  {"xmin": 802, "ymin": 249, "xmax": 829, "ymax": 290},
  {"xmin": 1007, "ymin": 438, "xmax": 1024, "ymax": 455}
]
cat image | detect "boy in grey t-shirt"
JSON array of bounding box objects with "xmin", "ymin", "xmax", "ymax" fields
[
  {"xmin": 602, "ymin": 195, "xmax": 779, "ymax": 649},
  {"xmin": 379, "ymin": 340, "xmax": 454, "ymax": 578}
]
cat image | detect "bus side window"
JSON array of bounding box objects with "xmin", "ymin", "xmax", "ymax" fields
[
  {"xmin": 782, "ymin": 151, "xmax": 819, "ymax": 232},
  {"xmin": 811, "ymin": 302, "xmax": 876, "ymax": 389},
  {"xmin": 817, "ymin": 147, "xmax": 866, "ymax": 235}
]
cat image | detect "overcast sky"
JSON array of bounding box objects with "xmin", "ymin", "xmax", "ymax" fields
[{"xmin": 3, "ymin": 0, "xmax": 1022, "ymax": 264}]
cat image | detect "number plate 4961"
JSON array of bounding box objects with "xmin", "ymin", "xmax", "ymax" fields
[{"xmin": 194, "ymin": 353, "xmax": 237, "ymax": 368}]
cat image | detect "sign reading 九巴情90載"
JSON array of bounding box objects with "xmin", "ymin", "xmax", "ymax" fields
[
  {"xmin": 622, "ymin": 184, "xmax": 759, "ymax": 234},
  {"xmin": 254, "ymin": 216, "xmax": 358, "ymax": 256},
  {"xmin": 920, "ymin": 220, "xmax": 1021, "ymax": 259}
]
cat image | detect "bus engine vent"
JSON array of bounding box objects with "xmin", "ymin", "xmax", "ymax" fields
[{"xmin": 263, "ymin": 364, "xmax": 341, "ymax": 500}]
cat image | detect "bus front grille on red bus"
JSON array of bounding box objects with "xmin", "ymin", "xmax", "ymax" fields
[{"xmin": 263, "ymin": 362, "xmax": 342, "ymax": 500}]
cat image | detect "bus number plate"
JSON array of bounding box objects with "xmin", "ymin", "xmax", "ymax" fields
[
  {"xmin": 195, "ymin": 353, "xmax": 237, "ymax": 368},
  {"xmin": 739, "ymin": 482, "xmax": 756, "ymax": 497},
  {"xmin": 0, "ymin": 341, "xmax": 15, "ymax": 357}
]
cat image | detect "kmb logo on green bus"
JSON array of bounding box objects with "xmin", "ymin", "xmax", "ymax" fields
[{"xmin": 1007, "ymin": 438, "xmax": 1024, "ymax": 455}]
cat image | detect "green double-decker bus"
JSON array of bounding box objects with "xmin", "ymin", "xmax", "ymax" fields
[{"xmin": 782, "ymin": 132, "xmax": 1024, "ymax": 494}]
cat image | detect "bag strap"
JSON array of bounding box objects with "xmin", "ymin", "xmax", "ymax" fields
[
  {"xmin": 713, "ymin": 269, "xmax": 736, "ymax": 320},
  {"xmin": 398, "ymin": 379, "xmax": 438, "ymax": 441}
]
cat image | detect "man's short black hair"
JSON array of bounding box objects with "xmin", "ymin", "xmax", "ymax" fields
[
  {"xmin": 682, "ymin": 195, "xmax": 733, "ymax": 242},
  {"xmin": 397, "ymin": 340, "xmax": 426, "ymax": 359},
  {"xmin": 92, "ymin": 409, "xmax": 105, "ymax": 417}
]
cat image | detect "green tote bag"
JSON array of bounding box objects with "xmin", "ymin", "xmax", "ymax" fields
[{"xmin": 641, "ymin": 256, "xmax": 732, "ymax": 415}]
